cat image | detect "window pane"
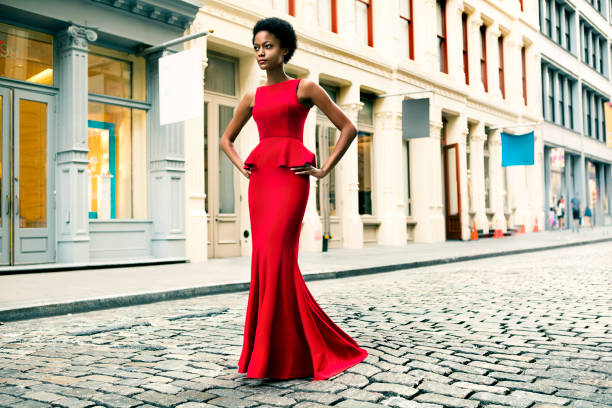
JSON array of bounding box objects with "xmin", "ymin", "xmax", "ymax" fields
[
  {"xmin": 219, "ymin": 105, "xmax": 235, "ymax": 214},
  {"xmin": 0, "ymin": 22, "xmax": 53, "ymax": 85},
  {"xmin": 204, "ymin": 53, "xmax": 236, "ymax": 96},
  {"xmin": 88, "ymin": 102, "xmax": 146, "ymax": 219},
  {"xmin": 88, "ymin": 54, "xmax": 132, "ymax": 99},
  {"xmin": 318, "ymin": 0, "xmax": 331, "ymax": 30},
  {"xmin": 358, "ymin": 97, "xmax": 373, "ymax": 125},
  {"xmin": 400, "ymin": 18, "xmax": 410, "ymax": 58},
  {"xmin": 355, "ymin": 1, "xmax": 368, "ymax": 45},
  {"xmin": 358, "ymin": 131, "xmax": 372, "ymax": 215},
  {"xmin": 19, "ymin": 99, "xmax": 47, "ymax": 228},
  {"xmin": 436, "ymin": 1, "xmax": 444, "ymax": 37},
  {"xmin": 399, "ymin": 0, "xmax": 411, "ymax": 17}
]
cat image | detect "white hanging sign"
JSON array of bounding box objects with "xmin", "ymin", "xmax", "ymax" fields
[{"xmin": 159, "ymin": 48, "xmax": 203, "ymax": 126}]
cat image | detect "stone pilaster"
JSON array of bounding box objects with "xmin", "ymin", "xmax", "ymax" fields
[
  {"xmin": 469, "ymin": 125, "xmax": 488, "ymax": 232},
  {"xmin": 374, "ymin": 110, "xmax": 406, "ymax": 245},
  {"xmin": 300, "ymin": 71, "xmax": 324, "ymax": 252},
  {"xmin": 147, "ymin": 51, "xmax": 186, "ymax": 258},
  {"xmin": 338, "ymin": 99, "xmax": 364, "ymax": 249},
  {"xmin": 55, "ymin": 24, "xmax": 97, "ymax": 263},
  {"xmin": 488, "ymin": 129, "xmax": 507, "ymax": 232},
  {"xmin": 469, "ymin": 14, "xmax": 484, "ymax": 93}
]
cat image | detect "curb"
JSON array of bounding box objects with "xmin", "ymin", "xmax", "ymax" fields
[{"xmin": 1, "ymin": 236, "xmax": 610, "ymax": 323}]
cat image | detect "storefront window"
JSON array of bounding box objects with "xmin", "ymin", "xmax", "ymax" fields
[
  {"xmin": 88, "ymin": 54, "xmax": 131, "ymax": 99},
  {"xmin": 358, "ymin": 131, "xmax": 373, "ymax": 215},
  {"xmin": 0, "ymin": 23, "xmax": 53, "ymax": 85},
  {"xmin": 87, "ymin": 102, "xmax": 146, "ymax": 220},
  {"xmin": 88, "ymin": 45, "xmax": 145, "ymax": 101},
  {"xmin": 204, "ymin": 53, "xmax": 236, "ymax": 96}
]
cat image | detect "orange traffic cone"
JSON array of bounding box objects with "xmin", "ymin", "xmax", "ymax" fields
[
  {"xmin": 533, "ymin": 216, "xmax": 539, "ymax": 232},
  {"xmin": 518, "ymin": 224, "xmax": 526, "ymax": 234},
  {"xmin": 471, "ymin": 221, "xmax": 478, "ymax": 240},
  {"xmin": 493, "ymin": 218, "xmax": 504, "ymax": 238}
]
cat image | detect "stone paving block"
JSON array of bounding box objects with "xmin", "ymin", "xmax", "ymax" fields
[
  {"xmin": 469, "ymin": 391, "xmax": 533, "ymax": 407},
  {"xmin": 488, "ymin": 371, "xmax": 536, "ymax": 382},
  {"xmin": 0, "ymin": 392, "xmax": 23, "ymax": 406},
  {"xmin": 291, "ymin": 381, "xmax": 347, "ymax": 393},
  {"xmin": 175, "ymin": 389, "xmax": 217, "ymax": 402},
  {"xmin": 448, "ymin": 371, "xmax": 497, "ymax": 385},
  {"xmin": 292, "ymin": 401, "xmax": 333, "ymax": 408},
  {"xmin": 381, "ymin": 396, "xmax": 442, "ymax": 408},
  {"xmin": 175, "ymin": 403, "xmax": 218, "ymax": 408},
  {"xmin": 140, "ymin": 382, "xmax": 183, "ymax": 394},
  {"xmin": 336, "ymin": 399, "xmax": 384, "ymax": 407},
  {"xmin": 21, "ymin": 391, "xmax": 63, "ymax": 403},
  {"xmin": 414, "ymin": 391, "xmax": 479, "ymax": 408},
  {"xmin": 334, "ymin": 373, "xmax": 370, "ymax": 388},
  {"xmin": 364, "ymin": 382, "xmax": 418, "ymax": 398},
  {"xmin": 570, "ymin": 399, "xmax": 612, "ymax": 408},
  {"xmin": 509, "ymin": 390, "xmax": 570, "ymax": 405},
  {"xmin": 371, "ymin": 372, "xmax": 420, "ymax": 387},
  {"xmin": 205, "ymin": 396, "xmax": 258, "ymax": 407},
  {"xmin": 132, "ymin": 390, "xmax": 188, "ymax": 406},
  {"xmin": 408, "ymin": 369, "xmax": 452, "ymax": 384},
  {"xmin": 89, "ymin": 392, "xmax": 142, "ymax": 408},
  {"xmin": 496, "ymin": 380, "xmax": 557, "ymax": 394},
  {"xmin": 346, "ymin": 363, "xmax": 381, "ymax": 377},
  {"xmin": 245, "ymin": 392, "xmax": 297, "ymax": 406},
  {"xmin": 282, "ymin": 391, "xmax": 342, "ymax": 405},
  {"xmin": 337, "ymin": 387, "xmax": 384, "ymax": 402},
  {"xmin": 468, "ymin": 361, "xmax": 522, "ymax": 374},
  {"xmin": 406, "ymin": 361, "xmax": 452, "ymax": 375},
  {"xmin": 439, "ymin": 361, "xmax": 488, "ymax": 375},
  {"xmin": 555, "ymin": 389, "xmax": 612, "ymax": 405},
  {"xmin": 12, "ymin": 401, "xmax": 52, "ymax": 408},
  {"xmin": 451, "ymin": 381, "xmax": 509, "ymax": 394},
  {"xmin": 417, "ymin": 380, "xmax": 471, "ymax": 398},
  {"xmin": 52, "ymin": 397, "xmax": 97, "ymax": 408}
]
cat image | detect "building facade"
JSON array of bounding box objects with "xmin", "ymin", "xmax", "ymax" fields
[
  {"xmin": 191, "ymin": 0, "xmax": 545, "ymax": 260},
  {"xmin": 0, "ymin": 0, "xmax": 200, "ymax": 267},
  {"xmin": 538, "ymin": 0, "xmax": 612, "ymax": 229}
]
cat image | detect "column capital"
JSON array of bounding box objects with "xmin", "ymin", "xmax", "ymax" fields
[
  {"xmin": 57, "ymin": 25, "xmax": 97, "ymax": 52},
  {"xmin": 340, "ymin": 101, "xmax": 364, "ymax": 115}
]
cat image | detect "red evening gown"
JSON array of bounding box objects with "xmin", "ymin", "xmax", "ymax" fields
[{"xmin": 238, "ymin": 78, "xmax": 368, "ymax": 381}]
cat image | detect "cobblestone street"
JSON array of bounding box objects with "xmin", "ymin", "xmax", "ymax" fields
[{"xmin": 0, "ymin": 242, "xmax": 611, "ymax": 408}]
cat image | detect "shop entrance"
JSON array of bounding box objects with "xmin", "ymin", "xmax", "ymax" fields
[
  {"xmin": 0, "ymin": 87, "xmax": 55, "ymax": 265},
  {"xmin": 204, "ymin": 97, "xmax": 241, "ymax": 258}
]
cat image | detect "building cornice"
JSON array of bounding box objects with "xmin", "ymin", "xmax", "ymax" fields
[{"xmin": 89, "ymin": 0, "xmax": 201, "ymax": 29}]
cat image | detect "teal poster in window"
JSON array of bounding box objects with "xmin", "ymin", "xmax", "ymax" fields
[
  {"xmin": 501, "ymin": 131, "xmax": 534, "ymax": 166},
  {"xmin": 87, "ymin": 120, "xmax": 116, "ymax": 219}
]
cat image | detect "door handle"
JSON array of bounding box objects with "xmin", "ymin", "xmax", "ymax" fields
[
  {"xmin": 5, "ymin": 194, "xmax": 8, "ymax": 216},
  {"xmin": 15, "ymin": 194, "xmax": 18, "ymax": 216}
]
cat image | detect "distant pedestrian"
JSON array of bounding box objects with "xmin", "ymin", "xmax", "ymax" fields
[
  {"xmin": 570, "ymin": 196, "xmax": 581, "ymax": 232},
  {"xmin": 584, "ymin": 206, "xmax": 593, "ymax": 228},
  {"xmin": 557, "ymin": 196, "xmax": 566, "ymax": 230},
  {"xmin": 548, "ymin": 207, "xmax": 556, "ymax": 229}
]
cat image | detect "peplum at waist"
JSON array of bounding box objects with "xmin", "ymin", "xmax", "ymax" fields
[{"xmin": 243, "ymin": 137, "xmax": 317, "ymax": 170}]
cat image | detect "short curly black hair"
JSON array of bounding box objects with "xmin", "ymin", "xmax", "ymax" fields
[{"xmin": 252, "ymin": 17, "xmax": 297, "ymax": 64}]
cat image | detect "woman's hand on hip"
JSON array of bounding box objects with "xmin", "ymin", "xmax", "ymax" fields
[{"xmin": 290, "ymin": 164, "xmax": 326, "ymax": 179}]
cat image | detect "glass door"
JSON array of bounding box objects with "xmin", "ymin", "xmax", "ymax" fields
[{"xmin": 0, "ymin": 87, "xmax": 55, "ymax": 265}]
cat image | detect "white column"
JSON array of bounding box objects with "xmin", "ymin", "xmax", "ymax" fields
[
  {"xmin": 468, "ymin": 13, "xmax": 484, "ymax": 93},
  {"xmin": 412, "ymin": 115, "xmax": 445, "ymax": 243},
  {"xmin": 489, "ymin": 129, "xmax": 507, "ymax": 232},
  {"xmin": 374, "ymin": 109, "xmax": 407, "ymax": 246},
  {"xmin": 469, "ymin": 122, "xmax": 488, "ymax": 232},
  {"xmin": 488, "ymin": 23, "xmax": 502, "ymax": 99},
  {"xmin": 184, "ymin": 23, "xmax": 207, "ymax": 262},
  {"xmin": 339, "ymin": 85, "xmax": 364, "ymax": 248},
  {"xmin": 300, "ymin": 70, "xmax": 324, "ymax": 252}
]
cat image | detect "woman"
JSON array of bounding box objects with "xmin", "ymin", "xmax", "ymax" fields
[{"xmin": 219, "ymin": 17, "xmax": 368, "ymax": 381}]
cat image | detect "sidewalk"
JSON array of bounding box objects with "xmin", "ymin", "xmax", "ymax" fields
[{"xmin": 1, "ymin": 227, "xmax": 611, "ymax": 322}]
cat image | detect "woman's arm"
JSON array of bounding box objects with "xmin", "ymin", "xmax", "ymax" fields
[
  {"xmin": 220, "ymin": 91, "xmax": 255, "ymax": 178},
  {"xmin": 292, "ymin": 79, "xmax": 358, "ymax": 179}
]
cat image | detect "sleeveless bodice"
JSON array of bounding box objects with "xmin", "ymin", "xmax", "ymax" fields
[{"xmin": 244, "ymin": 78, "xmax": 317, "ymax": 170}]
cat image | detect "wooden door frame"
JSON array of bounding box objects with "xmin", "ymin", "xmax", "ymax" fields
[{"xmin": 443, "ymin": 142, "xmax": 463, "ymax": 240}]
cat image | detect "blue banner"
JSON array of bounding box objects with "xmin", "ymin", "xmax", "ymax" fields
[{"xmin": 501, "ymin": 131, "xmax": 534, "ymax": 166}]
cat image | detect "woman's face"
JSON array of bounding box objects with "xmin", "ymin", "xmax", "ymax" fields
[{"xmin": 253, "ymin": 30, "xmax": 286, "ymax": 69}]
